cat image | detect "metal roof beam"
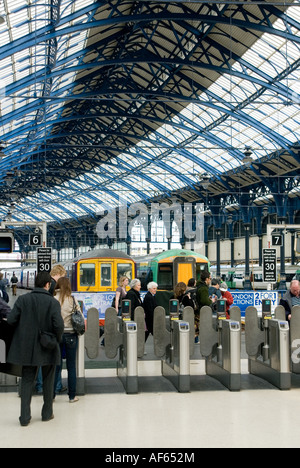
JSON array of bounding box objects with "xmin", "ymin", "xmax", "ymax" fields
[{"xmin": 2, "ymin": 9, "xmax": 300, "ymax": 64}]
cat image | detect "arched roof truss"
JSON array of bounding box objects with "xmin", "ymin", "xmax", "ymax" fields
[{"xmin": 0, "ymin": 0, "xmax": 299, "ymax": 230}]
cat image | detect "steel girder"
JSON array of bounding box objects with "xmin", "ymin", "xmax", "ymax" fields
[{"xmin": 0, "ymin": 0, "xmax": 300, "ymax": 229}]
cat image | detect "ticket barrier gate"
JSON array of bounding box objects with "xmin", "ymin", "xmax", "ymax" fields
[
  {"xmin": 104, "ymin": 300, "xmax": 145, "ymax": 394},
  {"xmin": 0, "ymin": 319, "xmax": 22, "ymax": 393},
  {"xmin": 153, "ymin": 300, "xmax": 194, "ymax": 393},
  {"xmin": 200, "ymin": 302, "xmax": 241, "ymax": 391},
  {"xmin": 290, "ymin": 306, "xmax": 300, "ymax": 376},
  {"xmin": 245, "ymin": 300, "xmax": 291, "ymax": 390}
]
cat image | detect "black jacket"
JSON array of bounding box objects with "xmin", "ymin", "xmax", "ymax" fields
[
  {"xmin": 125, "ymin": 288, "xmax": 143, "ymax": 320},
  {"xmin": 143, "ymin": 291, "xmax": 157, "ymax": 334},
  {"xmin": 280, "ymin": 290, "xmax": 297, "ymax": 321},
  {"xmin": 0, "ymin": 298, "xmax": 11, "ymax": 320},
  {"xmin": 7, "ymin": 288, "xmax": 64, "ymax": 366}
]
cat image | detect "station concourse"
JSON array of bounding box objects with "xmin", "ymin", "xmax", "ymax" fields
[
  {"xmin": 1, "ymin": 289, "xmax": 300, "ymax": 449},
  {"xmin": 0, "ymin": 0, "xmax": 300, "ymax": 450}
]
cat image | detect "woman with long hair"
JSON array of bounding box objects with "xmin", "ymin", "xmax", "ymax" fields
[
  {"xmin": 115, "ymin": 276, "xmax": 130, "ymax": 314},
  {"xmin": 54, "ymin": 277, "xmax": 84, "ymax": 403}
]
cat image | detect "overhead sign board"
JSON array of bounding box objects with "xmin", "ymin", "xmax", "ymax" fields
[
  {"xmin": 263, "ymin": 248, "xmax": 277, "ymax": 283},
  {"xmin": 37, "ymin": 247, "xmax": 52, "ymax": 274},
  {"xmin": 0, "ymin": 232, "xmax": 14, "ymax": 253}
]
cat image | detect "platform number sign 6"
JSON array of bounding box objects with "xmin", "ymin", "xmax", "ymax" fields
[{"xmin": 29, "ymin": 234, "xmax": 42, "ymax": 247}]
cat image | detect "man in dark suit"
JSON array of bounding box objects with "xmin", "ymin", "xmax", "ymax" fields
[{"xmin": 7, "ymin": 272, "xmax": 64, "ymax": 426}]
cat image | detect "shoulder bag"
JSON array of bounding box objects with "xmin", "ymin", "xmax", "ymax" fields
[
  {"xmin": 71, "ymin": 297, "xmax": 86, "ymax": 336},
  {"xmin": 40, "ymin": 330, "xmax": 57, "ymax": 350},
  {"xmin": 35, "ymin": 299, "xmax": 57, "ymax": 351}
]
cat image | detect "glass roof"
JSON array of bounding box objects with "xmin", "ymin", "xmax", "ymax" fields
[{"xmin": 0, "ymin": 0, "xmax": 300, "ymax": 224}]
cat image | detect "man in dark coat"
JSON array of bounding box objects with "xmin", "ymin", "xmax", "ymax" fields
[
  {"xmin": 7, "ymin": 272, "xmax": 64, "ymax": 426},
  {"xmin": 196, "ymin": 271, "xmax": 216, "ymax": 311}
]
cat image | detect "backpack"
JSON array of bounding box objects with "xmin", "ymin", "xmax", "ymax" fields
[{"xmin": 184, "ymin": 288, "xmax": 199, "ymax": 312}]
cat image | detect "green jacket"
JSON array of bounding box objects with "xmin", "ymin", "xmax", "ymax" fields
[{"xmin": 196, "ymin": 281, "xmax": 212, "ymax": 309}]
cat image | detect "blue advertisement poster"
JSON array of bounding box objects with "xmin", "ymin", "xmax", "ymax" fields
[
  {"xmin": 73, "ymin": 292, "xmax": 114, "ymax": 321},
  {"xmin": 73, "ymin": 291, "xmax": 147, "ymax": 321},
  {"xmin": 231, "ymin": 291, "xmax": 279, "ymax": 317}
]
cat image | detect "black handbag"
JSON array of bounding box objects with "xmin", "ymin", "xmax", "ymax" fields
[
  {"xmin": 39, "ymin": 330, "xmax": 57, "ymax": 350},
  {"xmin": 71, "ymin": 297, "xmax": 85, "ymax": 336}
]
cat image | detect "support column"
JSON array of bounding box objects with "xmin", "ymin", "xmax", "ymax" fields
[
  {"xmin": 244, "ymin": 223, "xmax": 252, "ymax": 290},
  {"xmin": 216, "ymin": 228, "xmax": 221, "ymax": 278},
  {"xmin": 278, "ymin": 217, "xmax": 287, "ymax": 291}
]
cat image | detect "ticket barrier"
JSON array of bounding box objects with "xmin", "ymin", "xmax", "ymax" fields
[
  {"xmin": 0, "ymin": 319, "xmax": 22, "ymax": 393},
  {"xmin": 200, "ymin": 301, "xmax": 241, "ymax": 391},
  {"xmin": 290, "ymin": 306, "xmax": 300, "ymax": 376},
  {"xmin": 245, "ymin": 300, "xmax": 291, "ymax": 390},
  {"xmin": 153, "ymin": 300, "xmax": 194, "ymax": 393},
  {"xmin": 104, "ymin": 300, "xmax": 145, "ymax": 394}
]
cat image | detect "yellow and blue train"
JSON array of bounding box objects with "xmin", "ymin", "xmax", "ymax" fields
[{"xmin": 1, "ymin": 248, "xmax": 210, "ymax": 324}]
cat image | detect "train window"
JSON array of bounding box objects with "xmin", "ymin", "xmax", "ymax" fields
[
  {"xmin": 254, "ymin": 274, "xmax": 263, "ymax": 282},
  {"xmin": 117, "ymin": 264, "xmax": 133, "ymax": 283},
  {"xmin": 101, "ymin": 264, "xmax": 111, "ymax": 287},
  {"xmin": 196, "ymin": 263, "xmax": 208, "ymax": 282},
  {"xmin": 80, "ymin": 263, "xmax": 95, "ymax": 287},
  {"xmin": 157, "ymin": 265, "xmax": 173, "ymax": 290}
]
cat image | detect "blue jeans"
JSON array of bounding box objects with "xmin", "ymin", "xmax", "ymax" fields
[{"xmin": 54, "ymin": 333, "xmax": 78, "ymax": 400}]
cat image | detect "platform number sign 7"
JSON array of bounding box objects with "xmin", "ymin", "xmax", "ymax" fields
[{"xmin": 272, "ymin": 234, "xmax": 283, "ymax": 246}]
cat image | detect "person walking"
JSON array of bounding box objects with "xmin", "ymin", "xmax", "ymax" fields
[
  {"xmin": 125, "ymin": 279, "xmax": 143, "ymax": 320},
  {"xmin": 10, "ymin": 272, "xmax": 18, "ymax": 296},
  {"xmin": 54, "ymin": 277, "xmax": 84, "ymax": 403},
  {"xmin": 7, "ymin": 272, "xmax": 64, "ymax": 426}
]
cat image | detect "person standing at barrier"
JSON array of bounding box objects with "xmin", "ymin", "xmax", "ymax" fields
[
  {"xmin": 144, "ymin": 282, "xmax": 158, "ymax": 342},
  {"xmin": 219, "ymin": 282, "xmax": 234, "ymax": 318},
  {"xmin": 6, "ymin": 272, "xmax": 64, "ymax": 427},
  {"xmin": 114, "ymin": 276, "xmax": 130, "ymax": 315},
  {"xmin": 0, "ymin": 273, "xmax": 9, "ymax": 303},
  {"xmin": 54, "ymin": 277, "xmax": 84, "ymax": 403},
  {"xmin": 196, "ymin": 271, "xmax": 216, "ymax": 311},
  {"xmin": 0, "ymin": 292, "xmax": 10, "ymax": 319},
  {"xmin": 280, "ymin": 280, "xmax": 300, "ymax": 321},
  {"xmin": 209, "ymin": 279, "xmax": 222, "ymax": 300},
  {"xmin": 49, "ymin": 264, "xmax": 67, "ymax": 296},
  {"xmin": 125, "ymin": 279, "xmax": 143, "ymax": 320},
  {"xmin": 174, "ymin": 282, "xmax": 195, "ymax": 311},
  {"xmin": 187, "ymin": 278, "xmax": 200, "ymax": 344},
  {"xmin": 36, "ymin": 264, "xmax": 67, "ymax": 395}
]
